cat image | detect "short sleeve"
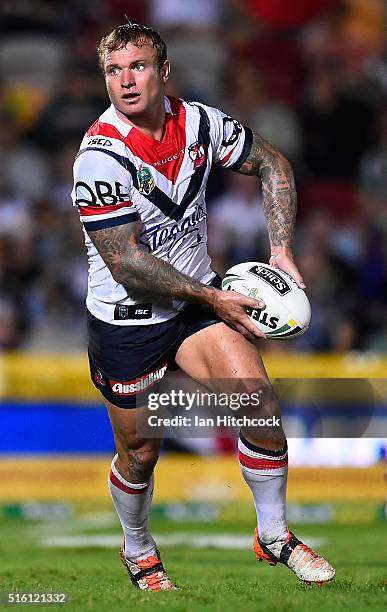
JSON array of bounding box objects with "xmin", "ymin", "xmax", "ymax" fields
[
  {"xmin": 198, "ymin": 104, "xmax": 253, "ymax": 170},
  {"xmin": 71, "ymin": 148, "xmax": 139, "ymax": 232}
]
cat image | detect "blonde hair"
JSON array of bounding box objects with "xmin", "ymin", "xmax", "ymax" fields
[{"xmin": 97, "ymin": 23, "xmax": 167, "ymax": 73}]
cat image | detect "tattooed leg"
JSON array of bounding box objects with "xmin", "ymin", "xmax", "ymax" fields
[
  {"xmin": 106, "ymin": 400, "xmax": 161, "ymax": 560},
  {"xmin": 115, "ymin": 446, "xmax": 159, "ymax": 483}
]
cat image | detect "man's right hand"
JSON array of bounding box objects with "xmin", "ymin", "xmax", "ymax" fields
[{"xmin": 207, "ymin": 288, "xmax": 266, "ymax": 342}]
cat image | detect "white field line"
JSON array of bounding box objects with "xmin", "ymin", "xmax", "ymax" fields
[
  {"xmin": 27, "ymin": 513, "xmax": 118, "ymax": 538},
  {"xmin": 41, "ymin": 533, "xmax": 324, "ymax": 550}
]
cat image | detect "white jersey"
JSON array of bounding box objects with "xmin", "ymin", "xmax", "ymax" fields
[{"xmin": 72, "ymin": 96, "xmax": 252, "ymax": 325}]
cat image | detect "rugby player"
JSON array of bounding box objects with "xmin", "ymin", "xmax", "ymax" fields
[{"xmin": 72, "ymin": 23, "xmax": 335, "ymax": 591}]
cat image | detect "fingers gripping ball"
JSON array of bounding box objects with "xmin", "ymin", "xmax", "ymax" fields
[{"xmin": 221, "ymin": 262, "xmax": 311, "ymax": 340}]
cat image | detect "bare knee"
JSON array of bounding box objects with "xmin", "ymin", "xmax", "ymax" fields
[
  {"xmin": 115, "ymin": 438, "xmax": 161, "ymax": 484},
  {"xmin": 242, "ymin": 433, "xmax": 287, "ymax": 452},
  {"xmin": 241, "ymin": 388, "xmax": 286, "ymax": 452},
  {"xmin": 105, "ymin": 401, "xmax": 161, "ymax": 483}
]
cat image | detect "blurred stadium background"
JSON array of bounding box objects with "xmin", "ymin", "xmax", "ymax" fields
[{"xmin": 0, "ymin": 0, "xmax": 386, "ymax": 576}]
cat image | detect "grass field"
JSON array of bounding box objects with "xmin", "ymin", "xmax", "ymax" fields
[{"xmin": 0, "ymin": 508, "xmax": 386, "ymax": 611}]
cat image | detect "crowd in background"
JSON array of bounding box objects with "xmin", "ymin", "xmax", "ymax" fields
[{"xmin": 0, "ymin": 0, "xmax": 386, "ymax": 353}]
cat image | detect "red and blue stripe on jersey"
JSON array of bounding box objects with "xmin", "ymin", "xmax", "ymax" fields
[{"xmin": 74, "ymin": 97, "xmax": 252, "ymax": 231}]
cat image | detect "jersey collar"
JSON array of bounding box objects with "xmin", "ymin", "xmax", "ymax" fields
[{"xmin": 103, "ymin": 96, "xmax": 174, "ymax": 138}]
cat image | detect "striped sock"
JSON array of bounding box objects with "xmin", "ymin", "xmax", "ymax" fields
[
  {"xmin": 108, "ymin": 454, "xmax": 156, "ymax": 561},
  {"xmin": 238, "ymin": 435, "xmax": 288, "ymax": 544}
]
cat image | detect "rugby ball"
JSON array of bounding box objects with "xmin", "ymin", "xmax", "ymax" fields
[{"xmin": 221, "ymin": 262, "xmax": 311, "ymax": 339}]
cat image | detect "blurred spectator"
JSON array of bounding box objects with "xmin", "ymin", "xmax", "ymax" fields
[
  {"xmin": 0, "ymin": 1, "xmax": 74, "ymax": 36},
  {"xmin": 227, "ymin": 1, "xmax": 304, "ymax": 107},
  {"xmin": 0, "ymin": 171, "xmax": 31, "ymax": 239},
  {"xmin": 51, "ymin": 143, "xmax": 81, "ymax": 211},
  {"xmin": 150, "ymin": 0, "xmax": 226, "ymax": 105},
  {"xmin": 0, "ymin": 295, "xmax": 22, "ymax": 349},
  {"xmin": 292, "ymin": 249, "xmax": 359, "ymax": 352},
  {"xmin": 0, "ymin": 35, "xmax": 65, "ymax": 94},
  {"xmin": 240, "ymin": 0, "xmax": 340, "ymax": 30},
  {"xmin": 208, "ymin": 174, "xmax": 268, "ymax": 274},
  {"xmin": 21, "ymin": 203, "xmax": 88, "ymax": 351},
  {"xmin": 105, "ymin": 0, "xmax": 148, "ymax": 23},
  {"xmin": 360, "ymin": 108, "xmax": 387, "ymax": 204},
  {"xmin": 150, "ymin": 0, "xmax": 222, "ymax": 29},
  {"xmin": 299, "ymin": 59, "xmax": 376, "ymax": 181},
  {"xmin": 0, "ymin": 111, "xmax": 50, "ymax": 201},
  {"xmin": 32, "ymin": 64, "xmax": 107, "ymax": 151},
  {"xmin": 0, "ymin": 3, "xmax": 68, "ymax": 125},
  {"xmin": 342, "ymin": 0, "xmax": 385, "ymax": 53},
  {"xmin": 357, "ymin": 227, "xmax": 387, "ymax": 351},
  {"xmin": 0, "ymin": 233, "xmax": 42, "ymax": 348},
  {"xmin": 298, "ymin": 181, "xmax": 359, "ymax": 223},
  {"xmin": 225, "ymin": 63, "xmax": 302, "ymax": 162}
]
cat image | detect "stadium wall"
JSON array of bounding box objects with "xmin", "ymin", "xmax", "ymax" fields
[{"xmin": 1, "ymin": 352, "xmax": 387, "ymax": 401}]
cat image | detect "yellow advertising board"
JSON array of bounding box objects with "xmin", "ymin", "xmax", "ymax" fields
[
  {"xmin": 1, "ymin": 352, "xmax": 386, "ymax": 400},
  {"xmin": 0, "ymin": 456, "xmax": 384, "ymax": 503}
]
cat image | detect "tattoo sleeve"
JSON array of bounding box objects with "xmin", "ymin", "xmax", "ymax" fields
[
  {"xmin": 237, "ymin": 130, "xmax": 297, "ymax": 248},
  {"xmin": 87, "ymin": 220, "xmax": 216, "ymax": 305}
]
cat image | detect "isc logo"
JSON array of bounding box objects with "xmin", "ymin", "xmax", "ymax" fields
[
  {"xmin": 114, "ymin": 303, "xmax": 152, "ymax": 320},
  {"xmin": 88, "ymin": 137, "xmax": 112, "ymax": 146}
]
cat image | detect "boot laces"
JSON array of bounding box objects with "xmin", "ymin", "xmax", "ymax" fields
[{"xmin": 137, "ymin": 556, "xmax": 170, "ymax": 590}]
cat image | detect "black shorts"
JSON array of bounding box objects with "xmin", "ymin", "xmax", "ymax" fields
[{"xmin": 87, "ymin": 280, "xmax": 222, "ymax": 408}]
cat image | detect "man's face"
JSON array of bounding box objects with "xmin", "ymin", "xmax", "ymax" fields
[{"xmin": 103, "ymin": 43, "xmax": 169, "ymax": 119}]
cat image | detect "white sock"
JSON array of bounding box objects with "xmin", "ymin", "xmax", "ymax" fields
[
  {"xmin": 108, "ymin": 454, "xmax": 156, "ymax": 561},
  {"xmin": 238, "ymin": 435, "xmax": 288, "ymax": 544}
]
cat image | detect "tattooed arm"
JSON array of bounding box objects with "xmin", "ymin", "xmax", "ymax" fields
[
  {"xmin": 88, "ymin": 221, "xmax": 213, "ymax": 301},
  {"xmin": 87, "ymin": 221, "xmax": 266, "ymax": 340},
  {"xmin": 237, "ymin": 131, "xmax": 305, "ymax": 287}
]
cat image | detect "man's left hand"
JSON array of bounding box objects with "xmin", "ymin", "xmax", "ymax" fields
[{"xmin": 269, "ymin": 246, "xmax": 306, "ymax": 289}]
